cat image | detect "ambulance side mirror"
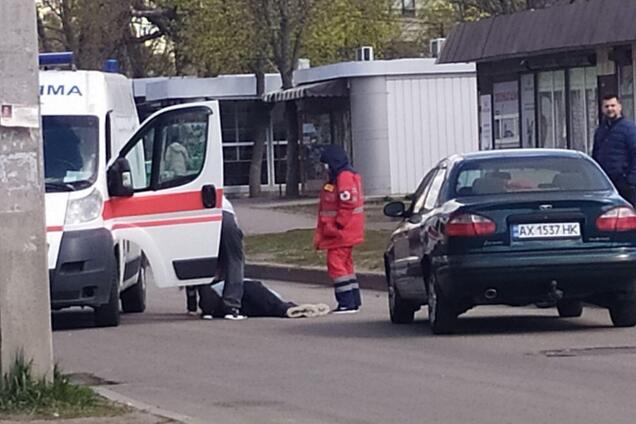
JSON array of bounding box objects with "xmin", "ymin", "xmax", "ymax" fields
[{"xmin": 107, "ymin": 157, "xmax": 134, "ymax": 198}]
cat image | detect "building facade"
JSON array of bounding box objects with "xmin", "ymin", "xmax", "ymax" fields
[
  {"xmin": 439, "ymin": 0, "xmax": 636, "ymax": 155},
  {"xmin": 135, "ymin": 58, "xmax": 477, "ymax": 196}
]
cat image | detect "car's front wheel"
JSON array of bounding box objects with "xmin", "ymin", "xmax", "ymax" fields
[
  {"xmin": 556, "ymin": 299, "xmax": 583, "ymax": 318},
  {"xmin": 94, "ymin": 270, "xmax": 121, "ymax": 328},
  {"xmin": 388, "ymin": 286, "xmax": 417, "ymax": 324},
  {"xmin": 609, "ymin": 298, "xmax": 636, "ymax": 327},
  {"xmin": 427, "ymin": 272, "xmax": 456, "ymax": 335}
]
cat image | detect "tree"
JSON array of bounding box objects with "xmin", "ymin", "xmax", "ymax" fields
[
  {"xmin": 171, "ymin": 0, "xmax": 398, "ymax": 197},
  {"xmin": 252, "ymin": 0, "xmax": 398, "ymax": 196},
  {"xmin": 37, "ymin": 1, "xmax": 174, "ymax": 77}
]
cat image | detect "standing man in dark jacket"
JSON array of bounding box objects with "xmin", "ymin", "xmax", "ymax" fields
[
  {"xmin": 314, "ymin": 145, "xmax": 365, "ymax": 313},
  {"xmin": 592, "ymin": 94, "xmax": 636, "ymax": 205}
]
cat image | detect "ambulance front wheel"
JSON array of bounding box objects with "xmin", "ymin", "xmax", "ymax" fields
[
  {"xmin": 94, "ymin": 263, "xmax": 121, "ymax": 327},
  {"xmin": 121, "ymin": 256, "xmax": 147, "ymax": 313}
]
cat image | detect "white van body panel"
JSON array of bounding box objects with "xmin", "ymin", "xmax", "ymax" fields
[{"xmin": 40, "ymin": 70, "xmax": 141, "ymax": 316}]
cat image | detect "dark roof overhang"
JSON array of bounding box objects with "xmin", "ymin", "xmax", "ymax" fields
[{"xmin": 438, "ymin": 0, "xmax": 636, "ymax": 64}]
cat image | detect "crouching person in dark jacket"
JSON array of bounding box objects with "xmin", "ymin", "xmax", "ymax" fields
[
  {"xmin": 592, "ymin": 94, "xmax": 636, "ymax": 205},
  {"xmin": 196, "ymin": 279, "xmax": 330, "ymax": 319}
]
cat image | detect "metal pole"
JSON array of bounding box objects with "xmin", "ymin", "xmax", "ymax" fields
[{"xmin": 0, "ymin": 1, "xmax": 54, "ymax": 379}]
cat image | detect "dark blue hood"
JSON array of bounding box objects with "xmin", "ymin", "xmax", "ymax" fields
[{"xmin": 320, "ymin": 145, "xmax": 354, "ymax": 182}]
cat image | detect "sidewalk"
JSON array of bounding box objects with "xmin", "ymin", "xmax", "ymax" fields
[
  {"xmin": 231, "ymin": 195, "xmax": 396, "ymax": 235},
  {"xmin": 231, "ymin": 196, "xmax": 316, "ymax": 235},
  {"xmin": 0, "ymin": 411, "xmax": 178, "ymax": 424}
]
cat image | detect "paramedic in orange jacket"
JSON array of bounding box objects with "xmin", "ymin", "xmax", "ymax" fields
[{"xmin": 314, "ymin": 145, "xmax": 365, "ymax": 313}]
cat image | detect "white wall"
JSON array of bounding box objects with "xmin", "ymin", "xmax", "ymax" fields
[
  {"xmin": 350, "ymin": 77, "xmax": 392, "ymax": 195},
  {"xmin": 386, "ymin": 74, "xmax": 478, "ymax": 194}
]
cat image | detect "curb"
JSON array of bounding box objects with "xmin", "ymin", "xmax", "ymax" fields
[
  {"xmin": 245, "ymin": 262, "xmax": 387, "ymax": 291},
  {"xmin": 93, "ymin": 386, "xmax": 202, "ymax": 424}
]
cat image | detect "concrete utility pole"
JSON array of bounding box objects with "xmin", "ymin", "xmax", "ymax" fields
[{"xmin": 0, "ymin": 1, "xmax": 54, "ymax": 379}]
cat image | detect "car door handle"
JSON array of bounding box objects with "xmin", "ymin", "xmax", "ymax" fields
[{"xmin": 201, "ymin": 184, "xmax": 217, "ymax": 209}]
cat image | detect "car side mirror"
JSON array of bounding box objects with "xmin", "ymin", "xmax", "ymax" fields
[
  {"xmin": 107, "ymin": 157, "xmax": 134, "ymax": 198},
  {"xmin": 384, "ymin": 201, "xmax": 406, "ymax": 218}
]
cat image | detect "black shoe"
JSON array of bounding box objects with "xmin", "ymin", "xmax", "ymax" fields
[
  {"xmin": 224, "ymin": 308, "xmax": 247, "ymax": 320},
  {"xmin": 332, "ymin": 305, "xmax": 359, "ymax": 315}
]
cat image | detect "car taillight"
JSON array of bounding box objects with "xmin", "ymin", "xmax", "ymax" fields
[
  {"xmin": 446, "ymin": 214, "xmax": 496, "ymax": 237},
  {"xmin": 596, "ymin": 207, "xmax": 636, "ymax": 231}
]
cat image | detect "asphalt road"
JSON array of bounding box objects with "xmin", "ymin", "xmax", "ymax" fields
[{"xmin": 53, "ymin": 281, "xmax": 636, "ymax": 424}]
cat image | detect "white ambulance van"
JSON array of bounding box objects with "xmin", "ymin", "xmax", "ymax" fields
[{"xmin": 40, "ymin": 54, "xmax": 223, "ymax": 327}]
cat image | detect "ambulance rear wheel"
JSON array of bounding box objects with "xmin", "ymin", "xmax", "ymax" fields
[{"xmin": 94, "ymin": 263, "xmax": 120, "ymax": 327}]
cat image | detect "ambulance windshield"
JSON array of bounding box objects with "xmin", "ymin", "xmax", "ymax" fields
[{"xmin": 42, "ymin": 115, "xmax": 99, "ymax": 191}]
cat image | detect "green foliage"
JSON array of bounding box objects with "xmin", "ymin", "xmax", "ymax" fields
[
  {"xmin": 168, "ymin": 0, "xmax": 256, "ymax": 76},
  {"xmin": 304, "ymin": 0, "xmax": 399, "ymax": 65},
  {"xmin": 0, "ymin": 354, "xmax": 123, "ymax": 419},
  {"xmin": 170, "ymin": 0, "xmax": 399, "ymax": 76}
]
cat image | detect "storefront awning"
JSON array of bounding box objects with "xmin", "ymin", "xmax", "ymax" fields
[{"xmin": 262, "ymin": 79, "xmax": 348, "ymax": 103}]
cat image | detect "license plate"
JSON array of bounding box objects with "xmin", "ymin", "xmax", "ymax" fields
[{"xmin": 512, "ymin": 222, "xmax": 581, "ymax": 240}]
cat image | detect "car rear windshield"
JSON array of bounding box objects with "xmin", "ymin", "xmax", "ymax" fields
[{"xmin": 453, "ymin": 156, "xmax": 612, "ymax": 197}]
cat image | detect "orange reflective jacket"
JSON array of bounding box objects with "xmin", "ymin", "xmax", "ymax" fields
[{"xmin": 314, "ymin": 170, "xmax": 365, "ymax": 250}]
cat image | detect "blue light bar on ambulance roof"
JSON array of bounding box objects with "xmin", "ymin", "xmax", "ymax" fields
[
  {"xmin": 39, "ymin": 52, "xmax": 75, "ymax": 67},
  {"xmin": 102, "ymin": 59, "xmax": 119, "ymax": 73}
]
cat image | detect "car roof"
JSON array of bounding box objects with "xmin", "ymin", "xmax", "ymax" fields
[{"xmin": 446, "ymin": 148, "xmax": 588, "ymax": 165}]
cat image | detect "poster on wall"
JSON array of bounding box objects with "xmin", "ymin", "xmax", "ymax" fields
[
  {"xmin": 493, "ymin": 81, "xmax": 520, "ymax": 149},
  {"xmin": 520, "ymin": 74, "xmax": 535, "ymax": 148},
  {"xmin": 479, "ymin": 94, "xmax": 492, "ymax": 150}
]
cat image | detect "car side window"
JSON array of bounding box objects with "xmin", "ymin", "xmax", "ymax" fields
[
  {"xmin": 411, "ymin": 168, "xmax": 438, "ymax": 213},
  {"xmin": 122, "ymin": 107, "xmax": 209, "ymax": 192},
  {"xmin": 423, "ymin": 168, "xmax": 447, "ymax": 210}
]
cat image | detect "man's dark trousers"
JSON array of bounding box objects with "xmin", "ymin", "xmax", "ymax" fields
[{"xmin": 218, "ymin": 210, "xmax": 244, "ymax": 311}]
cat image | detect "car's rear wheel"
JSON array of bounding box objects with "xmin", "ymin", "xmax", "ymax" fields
[
  {"xmin": 427, "ymin": 272, "xmax": 456, "ymax": 335},
  {"xmin": 609, "ymin": 298, "xmax": 636, "ymax": 327},
  {"xmin": 388, "ymin": 286, "xmax": 417, "ymax": 324},
  {"xmin": 556, "ymin": 299, "xmax": 583, "ymax": 318},
  {"xmin": 121, "ymin": 258, "xmax": 147, "ymax": 313}
]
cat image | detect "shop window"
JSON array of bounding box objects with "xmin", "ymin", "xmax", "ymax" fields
[
  {"xmin": 273, "ymin": 142, "xmax": 287, "ymax": 184},
  {"xmin": 569, "ymin": 67, "xmax": 598, "ymax": 154},
  {"xmin": 302, "ymin": 114, "xmax": 332, "ymax": 182},
  {"xmin": 538, "ymin": 71, "xmax": 566, "ymax": 149},
  {"xmin": 220, "ymin": 101, "xmax": 269, "ymax": 186},
  {"xmin": 619, "ymin": 64, "xmax": 634, "ymax": 120},
  {"xmin": 493, "ymin": 81, "xmax": 520, "ymax": 149},
  {"xmin": 520, "ymin": 74, "xmax": 536, "ymax": 148}
]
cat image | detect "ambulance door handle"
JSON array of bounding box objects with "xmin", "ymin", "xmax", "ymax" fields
[{"xmin": 201, "ymin": 185, "xmax": 217, "ymax": 209}]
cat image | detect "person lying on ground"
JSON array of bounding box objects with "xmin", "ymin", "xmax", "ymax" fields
[{"xmin": 191, "ymin": 279, "xmax": 330, "ymax": 320}]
